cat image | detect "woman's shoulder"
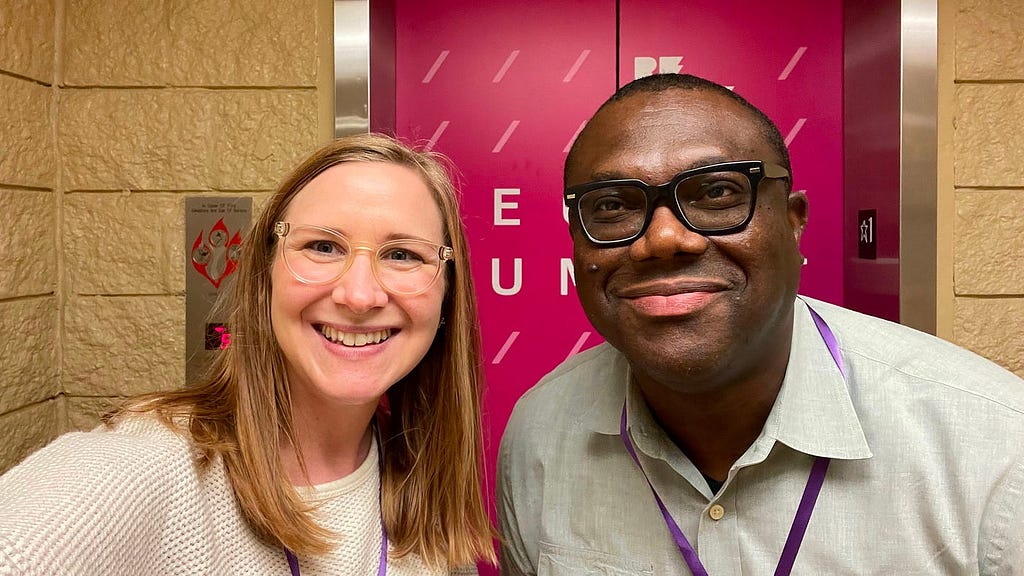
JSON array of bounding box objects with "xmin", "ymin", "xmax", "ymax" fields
[
  {"xmin": 0, "ymin": 413, "xmax": 211, "ymax": 572},
  {"xmin": 2, "ymin": 413, "xmax": 194, "ymax": 481}
]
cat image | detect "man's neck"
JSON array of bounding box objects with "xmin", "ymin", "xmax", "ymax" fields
[{"xmin": 634, "ymin": 345, "xmax": 791, "ymax": 482}]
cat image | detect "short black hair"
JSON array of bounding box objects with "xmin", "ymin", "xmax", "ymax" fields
[{"xmin": 565, "ymin": 73, "xmax": 792, "ymax": 187}]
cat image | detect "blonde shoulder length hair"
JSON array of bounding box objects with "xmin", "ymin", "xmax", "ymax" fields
[{"xmin": 112, "ymin": 133, "xmax": 495, "ymax": 568}]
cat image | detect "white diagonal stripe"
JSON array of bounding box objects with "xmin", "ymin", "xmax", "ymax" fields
[
  {"xmin": 492, "ymin": 331, "xmax": 520, "ymax": 364},
  {"xmin": 422, "ymin": 50, "xmax": 450, "ymax": 83},
  {"xmin": 784, "ymin": 118, "xmax": 807, "ymax": 146},
  {"xmin": 563, "ymin": 120, "xmax": 587, "ymax": 153},
  {"xmin": 424, "ymin": 120, "xmax": 450, "ymax": 151},
  {"xmin": 492, "ymin": 50, "xmax": 520, "ymax": 83},
  {"xmin": 565, "ymin": 332, "xmax": 592, "ymax": 360},
  {"xmin": 778, "ymin": 47, "xmax": 808, "ymax": 80},
  {"xmin": 563, "ymin": 49, "xmax": 591, "ymax": 82},
  {"xmin": 492, "ymin": 120, "xmax": 520, "ymax": 153}
]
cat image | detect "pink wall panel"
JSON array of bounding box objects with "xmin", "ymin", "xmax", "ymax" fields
[
  {"xmin": 394, "ymin": 3, "xmax": 616, "ymax": 569},
  {"xmin": 843, "ymin": 0, "xmax": 900, "ymax": 321},
  {"xmin": 620, "ymin": 0, "xmax": 845, "ymax": 305}
]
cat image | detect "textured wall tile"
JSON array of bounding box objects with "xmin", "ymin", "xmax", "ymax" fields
[
  {"xmin": 954, "ymin": 297, "xmax": 1024, "ymax": 377},
  {"xmin": 60, "ymin": 89, "xmax": 316, "ymax": 191},
  {"xmin": 64, "ymin": 192, "xmax": 182, "ymax": 294},
  {"xmin": 64, "ymin": 0, "xmax": 316, "ymax": 87},
  {"xmin": 65, "ymin": 191, "xmax": 266, "ymax": 294},
  {"xmin": 0, "ymin": 75, "xmax": 54, "ymax": 188},
  {"xmin": 211, "ymin": 90, "xmax": 319, "ymax": 189},
  {"xmin": 0, "ymin": 297, "xmax": 59, "ymax": 414},
  {"xmin": 59, "ymin": 89, "xmax": 210, "ymax": 190},
  {"xmin": 166, "ymin": 0, "xmax": 317, "ymax": 87},
  {"xmin": 64, "ymin": 396, "xmax": 122, "ymax": 432},
  {"xmin": 0, "ymin": 0, "xmax": 55, "ymax": 82},
  {"xmin": 0, "ymin": 401, "xmax": 59, "ymax": 475},
  {"xmin": 0, "ymin": 190, "xmax": 56, "ymax": 298},
  {"xmin": 955, "ymin": 190, "xmax": 1024, "ymax": 295},
  {"xmin": 64, "ymin": 295, "xmax": 185, "ymax": 396},
  {"xmin": 957, "ymin": 0, "xmax": 1024, "ymax": 80},
  {"xmin": 63, "ymin": 0, "xmax": 169, "ymax": 86},
  {"xmin": 955, "ymin": 84, "xmax": 1024, "ymax": 187}
]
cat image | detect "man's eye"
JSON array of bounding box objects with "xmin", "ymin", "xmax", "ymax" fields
[
  {"xmin": 594, "ymin": 198, "xmax": 627, "ymax": 212},
  {"xmin": 704, "ymin": 185, "xmax": 734, "ymax": 199}
]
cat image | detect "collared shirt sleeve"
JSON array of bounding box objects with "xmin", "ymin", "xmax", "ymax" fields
[
  {"xmin": 980, "ymin": 453, "xmax": 1024, "ymax": 575},
  {"xmin": 497, "ymin": 406, "xmax": 535, "ymax": 576}
]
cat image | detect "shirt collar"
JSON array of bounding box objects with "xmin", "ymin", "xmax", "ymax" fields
[
  {"xmin": 761, "ymin": 298, "xmax": 872, "ymax": 461},
  {"xmin": 581, "ymin": 298, "xmax": 872, "ymax": 462}
]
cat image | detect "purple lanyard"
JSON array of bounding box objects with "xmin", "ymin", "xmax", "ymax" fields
[
  {"xmin": 284, "ymin": 528, "xmax": 387, "ymax": 576},
  {"xmin": 620, "ymin": 303, "xmax": 843, "ymax": 576}
]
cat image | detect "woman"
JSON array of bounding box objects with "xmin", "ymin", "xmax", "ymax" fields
[{"xmin": 0, "ymin": 134, "xmax": 495, "ymax": 574}]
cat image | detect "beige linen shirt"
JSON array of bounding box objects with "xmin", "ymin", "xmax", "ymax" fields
[{"xmin": 498, "ymin": 297, "xmax": 1024, "ymax": 575}]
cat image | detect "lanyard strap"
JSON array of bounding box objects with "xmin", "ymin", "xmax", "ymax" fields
[
  {"xmin": 620, "ymin": 302, "xmax": 843, "ymax": 575},
  {"xmin": 284, "ymin": 528, "xmax": 388, "ymax": 576}
]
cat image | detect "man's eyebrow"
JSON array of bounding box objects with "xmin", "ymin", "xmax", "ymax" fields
[{"xmin": 585, "ymin": 156, "xmax": 739, "ymax": 182}]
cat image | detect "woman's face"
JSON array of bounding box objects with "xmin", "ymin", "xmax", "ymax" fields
[{"xmin": 270, "ymin": 162, "xmax": 446, "ymax": 411}]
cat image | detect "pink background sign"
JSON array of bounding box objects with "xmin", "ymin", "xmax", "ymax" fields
[{"xmin": 392, "ymin": 1, "xmax": 843, "ymax": 570}]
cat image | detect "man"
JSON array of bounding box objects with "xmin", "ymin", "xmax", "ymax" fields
[{"xmin": 497, "ymin": 73, "xmax": 1024, "ymax": 575}]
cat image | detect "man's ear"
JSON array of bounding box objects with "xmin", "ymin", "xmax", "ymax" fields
[{"xmin": 787, "ymin": 190, "xmax": 809, "ymax": 245}]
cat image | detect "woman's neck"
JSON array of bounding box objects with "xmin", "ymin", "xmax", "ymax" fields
[{"xmin": 281, "ymin": 400, "xmax": 378, "ymax": 486}]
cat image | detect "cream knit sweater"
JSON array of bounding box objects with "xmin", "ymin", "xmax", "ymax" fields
[{"xmin": 0, "ymin": 417, "xmax": 475, "ymax": 575}]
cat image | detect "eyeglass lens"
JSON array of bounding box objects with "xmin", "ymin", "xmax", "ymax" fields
[
  {"xmin": 281, "ymin": 226, "xmax": 445, "ymax": 294},
  {"xmin": 578, "ymin": 170, "xmax": 754, "ymax": 242}
]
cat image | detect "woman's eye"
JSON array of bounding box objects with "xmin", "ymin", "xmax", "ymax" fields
[
  {"xmin": 384, "ymin": 248, "xmax": 425, "ymax": 262},
  {"xmin": 311, "ymin": 241, "xmax": 337, "ymax": 253}
]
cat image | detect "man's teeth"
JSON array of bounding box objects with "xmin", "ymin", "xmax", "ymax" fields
[{"xmin": 320, "ymin": 326, "xmax": 392, "ymax": 347}]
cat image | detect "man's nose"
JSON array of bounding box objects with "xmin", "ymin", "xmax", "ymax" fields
[
  {"xmin": 331, "ymin": 251, "xmax": 389, "ymax": 313},
  {"xmin": 629, "ymin": 205, "xmax": 710, "ymax": 260}
]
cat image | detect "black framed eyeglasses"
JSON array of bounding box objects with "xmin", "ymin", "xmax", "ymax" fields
[{"xmin": 564, "ymin": 160, "xmax": 790, "ymax": 248}]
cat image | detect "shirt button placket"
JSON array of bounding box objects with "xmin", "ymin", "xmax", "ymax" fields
[{"xmin": 698, "ymin": 491, "xmax": 741, "ymax": 576}]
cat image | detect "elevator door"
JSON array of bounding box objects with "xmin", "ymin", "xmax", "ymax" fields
[{"xmin": 392, "ymin": 2, "xmax": 843, "ymax": 570}]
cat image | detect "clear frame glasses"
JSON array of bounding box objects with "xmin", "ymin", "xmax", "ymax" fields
[
  {"xmin": 563, "ymin": 160, "xmax": 790, "ymax": 247},
  {"xmin": 274, "ymin": 222, "xmax": 453, "ymax": 295}
]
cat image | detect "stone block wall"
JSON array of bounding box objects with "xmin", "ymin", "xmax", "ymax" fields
[
  {"xmin": 952, "ymin": 0, "xmax": 1024, "ymax": 377},
  {"xmin": 0, "ymin": 0, "xmax": 325, "ymax": 473},
  {"xmin": 0, "ymin": 0, "xmax": 62, "ymax": 471}
]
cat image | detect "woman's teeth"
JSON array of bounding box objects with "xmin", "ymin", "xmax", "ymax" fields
[{"xmin": 319, "ymin": 326, "xmax": 392, "ymax": 347}]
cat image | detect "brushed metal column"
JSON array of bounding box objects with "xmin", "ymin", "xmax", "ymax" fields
[
  {"xmin": 334, "ymin": 0, "xmax": 395, "ymax": 136},
  {"xmin": 334, "ymin": 0, "xmax": 369, "ymax": 135},
  {"xmin": 899, "ymin": 0, "xmax": 938, "ymax": 333}
]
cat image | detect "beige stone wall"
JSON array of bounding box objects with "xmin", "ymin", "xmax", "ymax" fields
[
  {"xmin": 0, "ymin": 0, "xmax": 62, "ymax": 472},
  {"xmin": 949, "ymin": 0, "xmax": 1024, "ymax": 377},
  {"xmin": 0, "ymin": 0, "xmax": 328, "ymax": 473}
]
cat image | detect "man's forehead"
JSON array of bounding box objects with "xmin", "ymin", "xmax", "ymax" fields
[{"xmin": 571, "ymin": 90, "xmax": 772, "ymax": 181}]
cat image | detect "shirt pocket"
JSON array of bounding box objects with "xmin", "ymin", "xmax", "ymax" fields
[{"xmin": 538, "ymin": 541, "xmax": 654, "ymax": 576}]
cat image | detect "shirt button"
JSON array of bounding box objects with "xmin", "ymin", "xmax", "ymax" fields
[{"xmin": 708, "ymin": 504, "xmax": 725, "ymax": 521}]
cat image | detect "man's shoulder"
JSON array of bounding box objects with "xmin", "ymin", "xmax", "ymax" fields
[
  {"xmin": 516, "ymin": 342, "xmax": 622, "ymax": 412},
  {"xmin": 502, "ymin": 342, "xmax": 623, "ymax": 443},
  {"xmin": 803, "ymin": 297, "xmax": 1024, "ymax": 411}
]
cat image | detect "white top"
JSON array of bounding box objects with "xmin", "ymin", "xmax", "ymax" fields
[{"xmin": 0, "ymin": 416, "xmax": 467, "ymax": 575}]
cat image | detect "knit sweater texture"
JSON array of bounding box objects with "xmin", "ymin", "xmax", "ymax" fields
[{"xmin": 0, "ymin": 416, "xmax": 470, "ymax": 575}]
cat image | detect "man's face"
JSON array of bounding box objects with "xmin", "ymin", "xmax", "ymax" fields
[{"xmin": 567, "ymin": 89, "xmax": 808, "ymax": 393}]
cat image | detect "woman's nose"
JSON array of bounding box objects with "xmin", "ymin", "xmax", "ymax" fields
[{"xmin": 331, "ymin": 250, "xmax": 389, "ymax": 313}]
